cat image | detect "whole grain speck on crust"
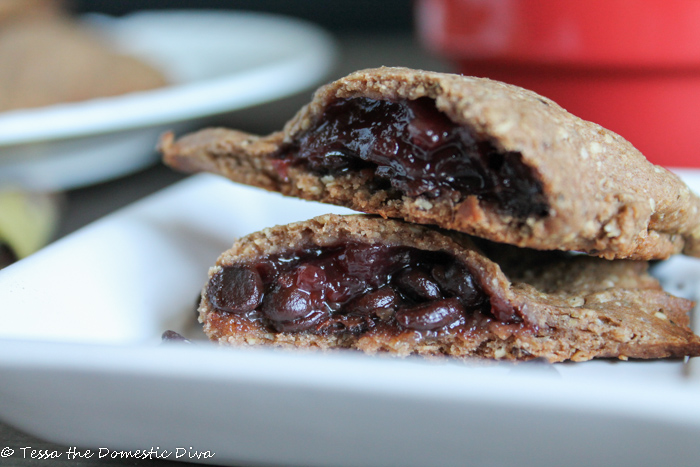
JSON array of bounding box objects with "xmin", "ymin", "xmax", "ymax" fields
[{"xmin": 161, "ymin": 67, "xmax": 700, "ymax": 260}]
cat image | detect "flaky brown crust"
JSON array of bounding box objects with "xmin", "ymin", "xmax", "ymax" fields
[
  {"xmin": 199, "ymin": 214, "xmax": 700, "ymax": 363},
  {"xmin": 0, "ymin": 15, "xmax": 167, "ymax": 112},
  {"xmin": 161, "ymin": 67, "xmax": 700, "ymax": 260}
]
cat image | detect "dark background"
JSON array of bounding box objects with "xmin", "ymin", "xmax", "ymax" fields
[{"xmin": 68, "ymin": 0, "xmax": 415, "ymax": 32}]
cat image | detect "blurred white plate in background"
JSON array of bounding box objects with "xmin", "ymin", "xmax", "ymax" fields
[
  {"xmin": 1, "ymin": 173, "xmax": 700, "ymax": 467},
  {"xmin": 0, "ymin": 10, "xmax": 336, "ymax": 191}
]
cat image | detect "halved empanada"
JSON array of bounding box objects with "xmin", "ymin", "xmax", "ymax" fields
[
  {"xmin": 198, "ymin": 214, "xmax": 700, "ymax": 363},
  {"xmin": 162, "ymin": 67, "xmax": 700, "ymax": 260}
]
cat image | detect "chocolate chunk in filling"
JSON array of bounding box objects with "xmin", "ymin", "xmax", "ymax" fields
[
  {"xmin": 208, "ymin": 264, "xmax": 263, "ymax": 314},
  {"xmin": 206, "ymin": 242, "xmax": 492, "ymax": 334},
  {"xmin": 272, "ymin": 97, "xmax": 549, "ymax": 219}
]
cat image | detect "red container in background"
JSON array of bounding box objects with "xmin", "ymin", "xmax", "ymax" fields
[{"xmin": 416, "ymin": 0, "xmax": 700, "ymax": 167}]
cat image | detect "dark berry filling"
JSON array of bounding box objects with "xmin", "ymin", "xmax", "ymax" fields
[
  {"xmin": 206, "ymin": 243, "xmax": 497, "ymax": 335},
  {"xmin": 272, "ymin": 97, "xmax": 548, "ymax": 219}
]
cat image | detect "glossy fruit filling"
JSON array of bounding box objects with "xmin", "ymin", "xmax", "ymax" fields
[
  {"xmin": 273, "ymin": 97, "xmax": 548, "ymax": 219},
  {"xmin": 206, "ymin": 243, "xmax": 493, "ymax": 334}
]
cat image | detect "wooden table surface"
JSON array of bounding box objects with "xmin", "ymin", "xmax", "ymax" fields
[{"xmin": 0, "ymin": 30, "xmax": 449, "ymax": 467}]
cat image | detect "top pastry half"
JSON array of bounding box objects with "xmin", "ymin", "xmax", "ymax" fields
[{"xmin": 161, "ymin": 67, "xmax": 700, "ymax": 260}]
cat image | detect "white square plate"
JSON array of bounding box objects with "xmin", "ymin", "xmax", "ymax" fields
[{"xmin": 2, "ymin": 173, "xmax": 700, "ymax": 467}]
